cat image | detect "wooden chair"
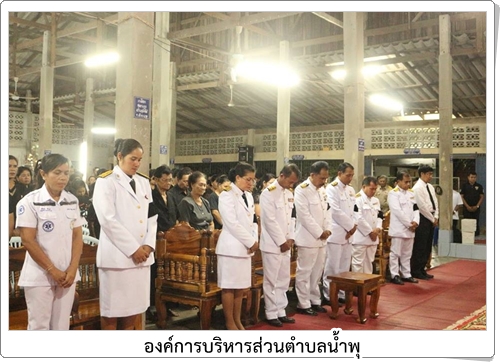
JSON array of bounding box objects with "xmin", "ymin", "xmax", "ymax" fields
[
  {"xmin": 373, "ymin": 211, "xmax": 391, "ymax": 281},
  {"xmin": 155, "ymin": 223, "xmax": 221, "ymax": 330}
]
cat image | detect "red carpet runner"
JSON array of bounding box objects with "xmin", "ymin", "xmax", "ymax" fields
[{"xmin": 247, "ymin": 259, "xmax": 486, "ymax": 330}]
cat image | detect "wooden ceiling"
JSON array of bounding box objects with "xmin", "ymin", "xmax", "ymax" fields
[{"xmin": 8, "ymin": 12, "xmax": 487, "ymax": 134}]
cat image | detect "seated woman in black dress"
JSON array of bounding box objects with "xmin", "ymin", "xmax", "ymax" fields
[{"xmin": 178, "ymin": 171, "xmax": 214, "ymax": 231}]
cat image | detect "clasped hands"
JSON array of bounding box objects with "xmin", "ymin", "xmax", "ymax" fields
[
  {"xmin": 408, "ymin": 221, "xmax": 419, "ymax": 232},
  {"xmin": 48, "ymin": 267, "xmax": 76, "ymax": 288},
  {"xmin": 280, "ymin": 239, "xmax": 294, "ymax": 252},
  {"xmin": 248, "ymin": 241, "xmax": 259, "ymax": 254},
  {"xmin": 132, "ymin": 245, "xmax": 154, "ymax": 264}
]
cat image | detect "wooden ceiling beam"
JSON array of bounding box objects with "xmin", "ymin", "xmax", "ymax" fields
[
  {"xmin": 11, "ymin": 13, "xmax": 118, "ymax": 52},
  {"xmin": 312, "ymin": 12, "xmax": 343, "ymax": 29},
  {"xmin": 168, "ymin": 12, "xmax": 298, "ymax": 40},
  {"xmin": 9, "ymin": 15, "xmax": 52, "ymax": 30}
]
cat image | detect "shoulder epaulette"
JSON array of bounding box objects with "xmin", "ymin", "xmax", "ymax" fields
[
  {"xmin": 268, "ymin": 185, "xmax": 277, "ymax": 192},
  {"xmin": 289, "ymin": 187, "xmax": 294, "ymax": 193},
  {"xmin": 223, "ymin": 186, "xmax": 231, "ymax": 191},
  {"xmin": 393, "ymin": 187, "xmax": 399, "ymax": 192},
  {"xmin": 98, "ymin": 170, "xmax": 113, "ymax": 178},
  {"xmin": 387, "ymin": 185, "xmax": 393, "ymax": 190},
  {"xmin": 408, "ymin": 188, "xmax": 414, "ymax": 192},
  {"xmin": 355, "ymin": 192, "xmax": 361, "ymax": 197},
  {"xmin": 331, "ymin": 181, "xmax": 338, "ymax": 186},
  {"xmin": 300, "ymin": 182, "xmax": 309, "ymax": 188},
  {"xmin": 137, "ymin": 172, "xmax": 149, "ymax": 179}
]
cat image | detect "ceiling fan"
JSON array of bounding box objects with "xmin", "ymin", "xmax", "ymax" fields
[
  {"xmin": 227, "ymin": 84, "xmax": 249, "ymax": 108},
  {"xmin": 9, "ymin": 77, "xmax": 38, "ymax": 101}
]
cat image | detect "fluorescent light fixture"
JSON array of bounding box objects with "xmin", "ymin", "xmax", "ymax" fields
[
  {"xmin": 325, "ymin": 54, "xmax": 396, "ymax": 67},
  {"xmin": 330, "ymin": 69, "xmax": 346, "ymax": 80},
  {"xmin": 392, "ymin": 115, "xmax": 423, "ymax": 121},
  {"xmin": 234, "ymin": 61, "xmax": 300, "ymax": 87},
  {"xmin": 423, "ymin": 113, "xmax": 456, "ymax": 120},
  {"xmin": 370, "ymin": 94, "xmax": 403, "ymax": 111},
  {"xmin": 79, "ymin": 141, "xmax": 87, "ymax": 181},
  {"xmin": 84, "ymin": 51, "xmax": 120, "ymax": 68},
  {"xmin": 91, "ymin": 127, "xmax": 116, "ymax": 135},
  {"xmin": 329, "ymin": 65, "xmax": 381, "ymax": 80}
]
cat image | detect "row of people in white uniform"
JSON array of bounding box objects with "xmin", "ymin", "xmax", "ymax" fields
[{"xmin": 254, "ymin": 161, "xmax": 394, "ymax": 327}]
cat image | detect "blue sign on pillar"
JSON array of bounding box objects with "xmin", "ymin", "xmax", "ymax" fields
[
  {"xmin": 134, "ymin": 97, "xmax": 150, "ymax": 120},
  {"xmin": 160, "ymin": 145, "xmax": 167, "ymax": 155},
  {"xmin": 358, "ymin": 138, "xmax": 365, "ymax": 152}
]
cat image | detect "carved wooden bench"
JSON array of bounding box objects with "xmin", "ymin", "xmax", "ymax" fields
[{"xmin": 155, "ymin": 223, "xmax": 221, "ymax": 330}]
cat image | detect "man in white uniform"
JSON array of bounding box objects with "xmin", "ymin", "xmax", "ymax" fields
[
  {"xmin": 388, "ymin": 171, "xmax": 420, "ymax": 285},
  {"xmin": 294, "ymin": 161, "xmax": 332, "ymax": 316},
  {"xmin": 322, "ymin": 162, "xmax": 357, "ymax": 305},
  {"xmin": 260, "ymin": 164, "xmax": 301, "ymax": 327},
  {"xmin": 351, "ymin": 177, "xmax": 383, "ymax": 274}
]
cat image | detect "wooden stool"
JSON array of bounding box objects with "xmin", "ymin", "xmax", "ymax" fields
[{"xmin": 327, "ymin": 272, "xmax": 382, "ymax": 324}]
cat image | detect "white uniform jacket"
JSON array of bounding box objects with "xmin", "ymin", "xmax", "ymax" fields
[
  {"xmin": 216, "ymin": 183, "xmax": 257, "ymax": 257},
  {"xmin": 93, "ymin": 165, "xmax": 157, "ymax": 269},
  {"xmin": 413, "ymin": 178, "xmax": 439, "ymax": 223},
  {"xmin": 352, "ymin": 190, "xmax": 383, "ymax": 246},
  {"xmin": 259, "ymin": 180, "xmax": 295, "ymax": 255},
  {"xmin": 388, "ymin": 187, "xmax": 420, "ymax": 239},
  {"xmin": 16, "ymin": 185, "xmax": 86, "ymax": 286},
  {"xmin": 325, "ymin": 178, "xmax": 357, "ymax": 245},
  {"xmin": 294, "ymin": 178, "xmax": 332, "ymax": 248}
]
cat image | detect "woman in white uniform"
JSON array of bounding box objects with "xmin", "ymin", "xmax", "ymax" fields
[
  {"xmin": 16, "ymin": 153, "xmax": 84, "ymax": 330},
  {"xmin": 216, "ymin": 162, "xmax": 259, "ymax": 330},
  {"xmin": 93, "ymin": 138, "xmax": 157, "ymax": 330}
]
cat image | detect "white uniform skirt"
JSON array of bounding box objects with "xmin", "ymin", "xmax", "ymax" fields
[
  {"xmin": 98, "ymin": 266, "xmax": 150, "ymax": 318},
  {"xmin": 217, "ymin": 255, "xmax": 251, "ymax": 289}
]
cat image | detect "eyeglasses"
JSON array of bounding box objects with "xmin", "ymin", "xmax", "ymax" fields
[
  {"xmin": 241, "ymin": 176, "xmax": 256, "ymax": 184},
  {"xmin": 158, "ymin": 178, "xmax": 172, "ymax": 183}
]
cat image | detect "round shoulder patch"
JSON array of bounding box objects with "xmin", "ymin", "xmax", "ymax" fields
[
  {"xmin": 42, "ymin": 220, "xmax": 55, "ymax": 232},
  {"xmin": 18, "ymin": 205, "xmax": 25, "ymax": 215}
]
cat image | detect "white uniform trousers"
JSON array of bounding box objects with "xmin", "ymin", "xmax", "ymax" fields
[
  {"xmin": 261, "ymin": 251, "xmax": 291, "ymax": 320},
  {"xmin": 295, "ymin": 246, "xmax": 326, "ymax": 309},
  {"xmin": 389, "ymin": 237, "xmax": 414, "ymax": 279},
  {"xmin": 351, "ymin": 244, "xmax": 377, "ymax": 274},
  {"xmin": 322, "ymin": 243, "xmax": 352, "ymax": 301},
  {"xmin": 24, "ymin": 283, "xmax": 77, "ymax": 330}
]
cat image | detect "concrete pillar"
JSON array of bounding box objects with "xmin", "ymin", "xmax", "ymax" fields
[
  {"xmin": 152, "ymin": 12, "xmax": 176, "ymax": 168},
  {"xmin": 38, "ymin": 31, "xmax": 54, "ymax": 156},
  {"xmin": 276, "ymin": 40, "xmax": 291, "ymax": 174},
  {"xmin": 115, "ymin": 12, "xmax": 154, "ymax": 172},
  {"xmin": 438, "ymin": 14, "xmax": 454, "ymax": 249},
  {"xmin": 83, "ymin": 78, "xmax": 95, "ymax": 180},
  {"xmin": 342, "ymin": 13, "xmax": 365, "ymax": 190},
  {"xmin": 25, "ymin": 90, "xmax": 34, "ymax": 158}
]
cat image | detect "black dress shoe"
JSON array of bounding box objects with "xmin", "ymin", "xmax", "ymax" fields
[
  {"xmin": 338, "ymin": 298, "xmax": 346, "ymax": 305},
  {"xmin": 311, "ymin": 305, "xmax": 327, "ymax": 313},
  {"xmin": 278, "ymin": 316, "xmax": 295, "ymax": 324},
  {"xmin": 402, "ymin": 277, "xmax": 419, "ymax": 283},
  {"xmin": 296, "ymin": 307, "xmax": 318, "ymax": 316},
  {"xmin": 391, "ymin": 275, "xmax": 405, "ymax": 285},
  {"xmin": 423, "ymin": 272, "xmax": 434, "ymax": 279},
  {"xmin": 320, "ymin": 298, "xmax": 330, "ymax": 306},
  {"xmin": 413, "ymin": 273, "xmax": 430, "ymax": 280},
  {"xmin": 266, "ymin": 318, "xmax": 283, "ymax": 327}
]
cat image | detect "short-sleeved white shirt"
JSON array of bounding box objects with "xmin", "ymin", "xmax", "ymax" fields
[
  {"xmin": 452, "ymin": 190, "xmax": 463, "ymax": 220},
  {"xmin": 16, "ymin": 185, "xmax": 85, "ymax": 287}
]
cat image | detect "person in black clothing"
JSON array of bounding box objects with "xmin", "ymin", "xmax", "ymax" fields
[
  {"xmin": 152, "ymin": 165, "xmax": 175, "ymax": 232},
  {"xmin": 167, "ymin": 167, "xmax": 192, "ymax": 223},
  {"xmin": 208, "ymin": 174, "xmax": 230, "ymax": 230},
  {"xmin": 460, "ymin": 172, "xmax": 484, "ymax": 236}
]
